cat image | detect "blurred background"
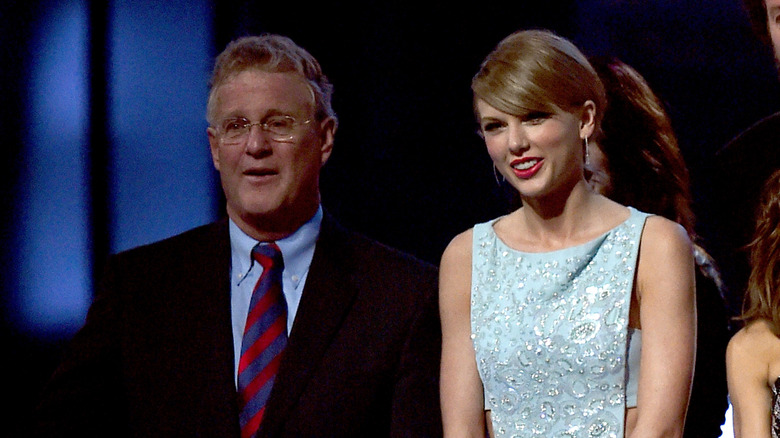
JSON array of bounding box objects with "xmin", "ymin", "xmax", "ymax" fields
[{"xmin": 3, "ymin": 0, "xmax": 778, "ymax": 434}]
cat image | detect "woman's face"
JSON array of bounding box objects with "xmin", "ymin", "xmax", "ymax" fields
[
  {"xmin": 767, "ymin": 0, "xmax": 780, "ymax": 64},
  {"xmin": 476, "ymin": 99, "xmax": 594, "ymax": 200},
  {"xmin": 586, "ymin": 141, "xmax": 613, "ymax": 196}
]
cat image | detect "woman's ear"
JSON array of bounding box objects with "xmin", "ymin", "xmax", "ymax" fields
[{"xmin": 579, "ymin": 100, "xmax": 597, "ymax": 139}]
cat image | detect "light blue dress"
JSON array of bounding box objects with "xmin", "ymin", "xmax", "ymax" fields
[
  {"xmin": 471, "ymin": 207, "xmax": 649, "ymax": 437},
  {"xmin": 773, "ymin": 377, "xmax": 780, "ymax": 438}
]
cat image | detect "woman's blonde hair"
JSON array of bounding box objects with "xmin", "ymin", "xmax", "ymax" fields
[
  {"xmin": 472, "ymin": 29, "xmax": 606, "ymax": 128},
  {"xmin": 740, "ymin": 169, "xmax": 780, "ymax": 332}
]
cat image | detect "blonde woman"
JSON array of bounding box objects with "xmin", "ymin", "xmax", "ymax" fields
[{"xmin": 439, "ymin": 30, "xmax": 695, "ymax": 437}]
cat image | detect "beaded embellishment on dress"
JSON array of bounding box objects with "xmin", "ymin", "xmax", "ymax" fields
[
  {"xmin": 470, "ymin": 207, "xmax": 648, "ymax": 437},
  {"xmin": 772, "ymin": 377, "xmax": 780, "ymax": 438}
]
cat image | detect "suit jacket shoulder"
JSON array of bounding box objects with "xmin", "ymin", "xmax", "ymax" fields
[
  {"xmin": 33, "ymin": 220, "xmax": 240, "ymax": 438},
  {"xmin": 110, "ymin": 219, "xmax": 229, "ymax": 270}
]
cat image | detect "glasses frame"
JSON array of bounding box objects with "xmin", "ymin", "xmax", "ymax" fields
[{"xmin": 216, "ymin": 115, "xmax": 313, "ymax": 144}]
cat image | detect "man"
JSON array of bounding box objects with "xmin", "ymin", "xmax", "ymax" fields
[
  {"xmin": 709, "ymin": 0, "xmax": 780, "ymax": 316},
  {"xmin": 32, "ymin": 34, "xmax": 442, "ymax": 437}
]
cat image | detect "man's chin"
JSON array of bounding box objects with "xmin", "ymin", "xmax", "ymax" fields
[{"xmin": 230, "ymin": 203, "xmax": 319, "ymax": 239}]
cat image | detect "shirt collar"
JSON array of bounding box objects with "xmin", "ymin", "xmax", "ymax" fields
[{"xmin": 229, "ymin": 206, "xmax": 323, "ymax": 285}]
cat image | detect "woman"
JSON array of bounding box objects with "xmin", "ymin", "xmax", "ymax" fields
[
  {"xmin": 439, "ymin": 30, "xmax": 696, "ymax": 437},
  {"xmin": 586, "ymin": 57, "xmax": 731, "ymax": 437},
  {"xmin": 726, "ymin": 169, "xmax": 780, "ymax": 438}
]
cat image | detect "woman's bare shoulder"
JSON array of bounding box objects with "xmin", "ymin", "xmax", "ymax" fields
[
  {"xmin": 642, "ymin": 214, "xmax": 690, "ymax": 243},
  {"xmin": 441, "ymin": 228, "xmax": 474, "ymax": 264},
  {"xmin": 637, "ymin": 215, "xmax": 693, "ymax": 267},
  {"xmin": 728, "ymin": 320, "xmax": 780, "ymax": 373},
  {"xmin": 729, "ymin": 320, "xmax": 780, "ymax": 354},
  {"xmin": 728, "ymin": 320, "xmax": 780, "ymax": 385}
]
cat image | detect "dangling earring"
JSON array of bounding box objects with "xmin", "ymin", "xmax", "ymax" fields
[
  {"xmin": 492, "ymin": 164, "xmax": 505, "ymax": 185},
  {"xmin": 584, "ymin": 136, "xmax": 590, "ymax": 166}
]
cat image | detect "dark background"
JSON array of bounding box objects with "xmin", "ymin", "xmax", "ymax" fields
[{"xmin": 3, "ymin": 0, "xmax": 779, "ymax": 432}]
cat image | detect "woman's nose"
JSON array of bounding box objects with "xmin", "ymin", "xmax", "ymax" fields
[{"xmin": 508, "ymin": 124, "xmax": 529, "ymax": 153}]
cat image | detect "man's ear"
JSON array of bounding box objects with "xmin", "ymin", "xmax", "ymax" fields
[
  {"xmin": 207, "ymin": 126, "xmax": 221, "ymax": 171},
  {"xmin": 319, "ymin": 117, "xmax": 337, "ymax": 165}
]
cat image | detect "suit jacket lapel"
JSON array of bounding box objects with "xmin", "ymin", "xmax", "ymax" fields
[
  {"xmin": 261, "ymin": 214, "xmax": 359, "ymax": 435},
  {"xmin": 181, "ymin": 219, "xmax": 241, "ymax": 435}
]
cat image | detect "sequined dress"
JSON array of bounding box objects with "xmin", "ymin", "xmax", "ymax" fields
[
  {"xmin": 773, "ymin": 377, "xmax": 780, "ymax": 438},
  {"xmin": 470, "ymin": 207, "xmax": 649, "ymax": 437}
]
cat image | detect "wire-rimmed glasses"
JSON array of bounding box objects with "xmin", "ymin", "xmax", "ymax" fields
[{"xmin": 216, "ymin": 115, "xmax": 312, "ymax": 144}]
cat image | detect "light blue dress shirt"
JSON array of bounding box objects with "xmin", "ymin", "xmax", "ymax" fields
[{"xmin": 229, "ymin": 206, "xmax": 322, "ymax": 383}]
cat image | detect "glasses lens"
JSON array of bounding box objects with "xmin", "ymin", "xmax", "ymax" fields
[
  {"xmin": 218, "ymin": 116, "xmax": 308, "ymax": 144},
  {"xmin": 221, "ymin": 119, "xmax": 249, "ymax": 144},
  {"xmin": 265, "ymin": 116, "xmax": 296, "ymax": 138}
]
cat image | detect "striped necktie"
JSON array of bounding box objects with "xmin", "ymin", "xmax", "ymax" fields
[{"xmin": 238, "ymin": 242, "xmax": 286, "ymax": 438}]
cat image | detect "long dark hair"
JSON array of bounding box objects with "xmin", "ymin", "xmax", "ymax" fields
[
  {"xmin": 589, "ymin": 57, "xmax": 697, "ymax": 238},
  {"xmin": 740, "ymin": 170, "xmax": 780, "ymax": 332},
  {"xmin": 743, "ymin": 0, "xmax": 771, "ymax": 47}
]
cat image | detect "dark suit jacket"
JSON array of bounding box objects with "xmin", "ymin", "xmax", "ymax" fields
[{"xmin": 31, "ymin": 215, "xmax": 443, "ymax": 437}]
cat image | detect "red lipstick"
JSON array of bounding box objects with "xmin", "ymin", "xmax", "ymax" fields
[{"xmin": 510, "ymin": 157, "xmax": 543, "ymax": 179}]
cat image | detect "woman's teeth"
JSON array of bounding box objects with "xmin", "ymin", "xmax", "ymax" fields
[{"xmin": 513, "ymin": 159, "xmax": 539, "ymax": 170}]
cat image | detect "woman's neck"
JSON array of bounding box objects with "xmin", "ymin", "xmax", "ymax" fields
[{"xmin": 506, "ymin": 183, "xmax": 626, "ymax": 252}]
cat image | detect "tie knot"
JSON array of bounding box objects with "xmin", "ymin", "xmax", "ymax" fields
[{"xmin": 252, "ymin": 242, "xmax": 284, "ymax": 271}]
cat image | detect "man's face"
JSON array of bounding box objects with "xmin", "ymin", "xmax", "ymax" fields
[
  {"xmin": 207, "ymin": 70, "xmax": 335, "ymax": 239},
  {"xmin": 768, "ymin": 0, "xmax": 780, "ymax": 64}
]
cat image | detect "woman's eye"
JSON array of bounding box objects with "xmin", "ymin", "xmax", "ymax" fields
[
  {"xmin": 523, "ymin": 112, "xmax": 550, "ymax": 124},
  {"xmin": 481, "ymin": 122, "xmax": 504, "ymax": 133}
]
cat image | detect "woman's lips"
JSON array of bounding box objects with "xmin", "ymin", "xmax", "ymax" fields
[{"xmin": 511, "ymin": 157, "xmax": 543, "ymax": 179}]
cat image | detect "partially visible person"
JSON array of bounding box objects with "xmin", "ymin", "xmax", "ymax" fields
[
  {"xmin": 712, "ymin": 115, "xmax": 780, "ymax": 317},
  {"xmin": 744, "ymin": 0, "xmax": 780, "ymax": 67},
  {"xmin": 32, "ymin": 34, "xmax": 442, "ymax": 437},
  {"xmin": 440, "ymin": 29, "xmax": 695, "ymax": 437},
  {"xmin": 587, "ymin": 56, "xmax": 731, "ymax": 437},
  {"xmin": 726, "ymin": 168, "xmax": 780, "ymax": 438},
  {"xmin": 709, "ymin": 0, "xmax": 780, "ymax": 315}
]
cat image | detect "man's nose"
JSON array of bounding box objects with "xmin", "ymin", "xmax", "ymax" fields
[{"xmin": 245, "ymin": 125, "xmax": 272, "ymax": 156}]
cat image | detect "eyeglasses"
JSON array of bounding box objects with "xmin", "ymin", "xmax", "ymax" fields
[{"xmin": 216, "ymin": 115, "xmax": 312, "ymax": 144}]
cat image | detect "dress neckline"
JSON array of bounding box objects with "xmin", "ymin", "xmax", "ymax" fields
[{"xmin": 488, "ymin": 206, "xmax": 640, "ymax": 256}]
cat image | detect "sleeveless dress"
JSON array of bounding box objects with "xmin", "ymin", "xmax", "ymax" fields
[
  {"xmin": 773, "ymin": 377, "xmax": 780, "ymax": 438},
  {"xmin": 471, "ymin": 207, "xmax": 649, "ymax": 437}
]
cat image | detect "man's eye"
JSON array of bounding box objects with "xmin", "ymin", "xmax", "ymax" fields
[
  {"xmin": 265, "ymin": 117, "xmax": 294, "ymax": 129},
  {"xmin": 223, "ymin": 119, "xmax": 248, "ymax": 132}
]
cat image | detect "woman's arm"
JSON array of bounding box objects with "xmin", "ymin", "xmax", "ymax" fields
[
  {"xmin": 630, "ymin": 216, "xmax": 696, "ymax": 438},
  {"xmin": 727, "ymin": 325, "xmax": 773, "ymax": 438},
  {"xmin": 439, "ymin": 230, "xmax": 487, "ymax": 437}
]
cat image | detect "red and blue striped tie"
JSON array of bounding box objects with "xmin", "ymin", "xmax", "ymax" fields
[{"xmin": 238, "ymin": 242, "xmax": 286, "ymax": 438}]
